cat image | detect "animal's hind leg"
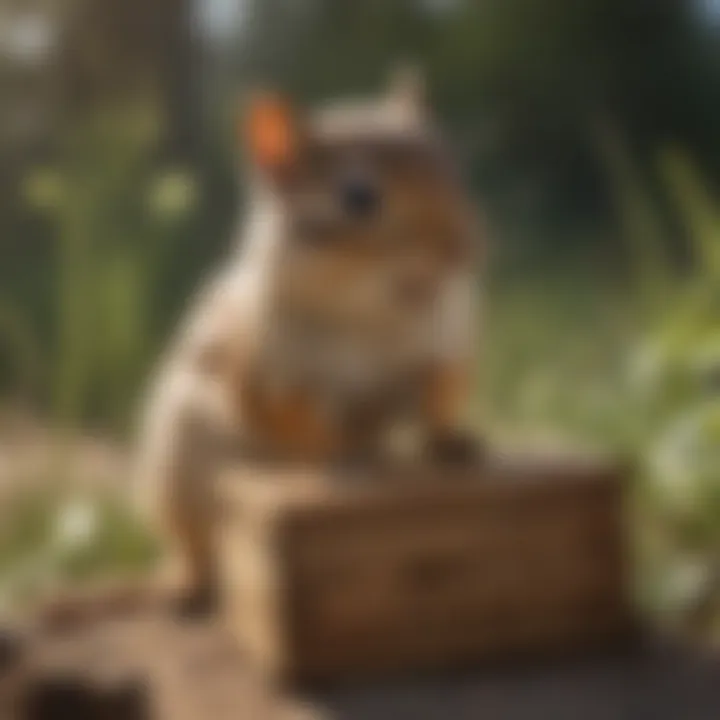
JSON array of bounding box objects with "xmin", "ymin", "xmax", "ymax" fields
[
  {"xmin": 153, "ymin": 410, "xmax": 227, "ymax": 616},
  {"xmin": 158, "ymin": 490, "xmax": 218, "ymax": 616},
  {"xmin": 136, "ymin": 374, "xmax": 231, "ymax": 617}
]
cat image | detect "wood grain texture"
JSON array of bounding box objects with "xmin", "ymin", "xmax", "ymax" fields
[{"xmin": 217, "ymin": 451, "xmax": 634, "ymax": 685}]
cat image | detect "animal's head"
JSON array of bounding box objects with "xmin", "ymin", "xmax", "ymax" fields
[{"xmin": 239, "ymin": 67, "xmax": 480, "ymax": 324}]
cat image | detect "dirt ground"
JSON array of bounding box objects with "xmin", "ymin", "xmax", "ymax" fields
[
  {"xmin": 1, "ymin": 604, "xmax": 720, "ymax": 720},
  {"xmin": 0, "ymin": 417, "xmax": 718, "ymax": 719}
]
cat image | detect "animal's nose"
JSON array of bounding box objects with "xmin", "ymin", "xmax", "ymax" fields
[{"xmin": 340, "ymin": 177, "xmax": 380, "ymax": 219}]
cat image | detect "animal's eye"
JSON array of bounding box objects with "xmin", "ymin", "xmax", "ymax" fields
[{"xmin": 338, "ymin": 175, "xmax": 381, "ymax": 219}]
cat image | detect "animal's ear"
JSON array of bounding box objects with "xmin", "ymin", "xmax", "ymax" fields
[
  {"xmin": 386, "ymin": 63, "xmax": 427, "ymax": 116},
  {"xmin": 241, "ymin": 91, "xmax": 301, "ymax": 173}
]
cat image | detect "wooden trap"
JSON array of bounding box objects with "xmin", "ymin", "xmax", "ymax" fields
[{"xmin": 216, "ymin": 451, "xmax": 634, "ymax": 685}]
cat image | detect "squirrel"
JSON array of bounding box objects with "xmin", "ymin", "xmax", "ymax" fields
[{"xmin": 133, "ymin": 67, "xmax": 485, "ymax": 613}]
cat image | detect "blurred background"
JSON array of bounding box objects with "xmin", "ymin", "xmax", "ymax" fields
[{"xmin": 0, "ymin": 0, "xmax": 718, "ymax": 638}]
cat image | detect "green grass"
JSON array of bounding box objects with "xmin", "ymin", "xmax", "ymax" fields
[
  {"xmin": 0, "ymin": 107, "xmax": 717, "ymax": 636},
  {"xmin": 0, "ymin": 264, "xmax": 716, "ymax": 635},
  {"xmin": 0, "ymin": 486, "xmax": 158, "ymax": 612}
]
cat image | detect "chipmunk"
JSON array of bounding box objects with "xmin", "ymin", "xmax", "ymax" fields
[{"xmin": 134, "ymin": 67, "xmax": 485, "ymax": 611}]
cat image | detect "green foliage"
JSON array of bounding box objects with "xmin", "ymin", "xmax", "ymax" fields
[
  {"xmin": 23, "ymin": 102, "xmax": 198, "ymax": 432},
  {"xmin": 0, "ymin": 0, "xmax": 718, "ymax": 634},
  {"xmin": 0, "ymin": 489, "xmax": 158, "ymax": 612},
  {"xmin": 625, "ymin": 152, "xmax": 720, "ymax": 626},
  {"xmin": 482, "ymin": 142, "xmax": 720, "ymax": 635},
  {"xmin": 0, "ymin": 140, "xmax": 717, "ymax": 634},
  {"xmin": 228, "ymin": 0, "xmax": 717, "ymax": 253}
]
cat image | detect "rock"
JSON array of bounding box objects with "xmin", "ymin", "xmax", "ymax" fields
[
  {"xmin": 21, "ymin": 671, "xmax": 151, "ymax": 720},
  {"xmin": 0, "ymin": 625, "xmax": 26, "ymax": 677}
]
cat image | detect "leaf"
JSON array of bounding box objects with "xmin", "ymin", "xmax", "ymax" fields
[{"xmin": 659, "ymin": 148, "xmax": 720, "ymax": 277}]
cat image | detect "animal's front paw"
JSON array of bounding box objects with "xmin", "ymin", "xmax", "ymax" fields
[
  {"xmin": 426, "ymin": 429, "xmax": 485, "ymax": 467},
  {"xmin": 328, "ymin": 447, "xmax": 384, "ymax": 482},
  {"xmin": 172, "ymin": 584, "xmax": 218, "ymax": 620}
]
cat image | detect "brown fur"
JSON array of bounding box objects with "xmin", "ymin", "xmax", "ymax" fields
[{"xmin": 134, "ymin": 69, "xmax": 484, "ymax": 607}]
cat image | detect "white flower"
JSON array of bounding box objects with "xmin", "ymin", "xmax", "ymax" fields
[
  {"xmin": 53, "ymin": 499, "xmax": 98, "ymax": 551},
  {"xmin": 659, "ymin": 556, "xmax": 712, "ymax": 617},
  {"xmin": 627, "ymin": 340, "xmax": 666, "ymax": 396},
  {"xmin": 649, "ymin": 402, "xmax": 720, "ymax": 511}
]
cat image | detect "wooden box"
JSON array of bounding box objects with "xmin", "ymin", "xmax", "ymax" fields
[{"xmin": 216, "ymin": 452, "xmax": 633, "ymax": 685}]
